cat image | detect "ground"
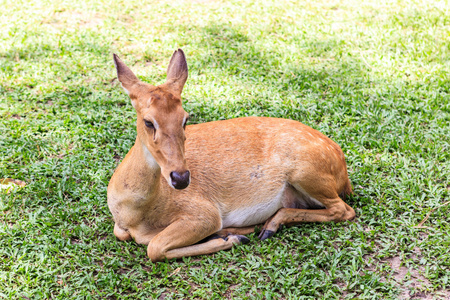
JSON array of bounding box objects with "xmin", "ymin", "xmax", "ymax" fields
[{"xmin": 0, "ymin": 0, "xmax": 449, "ymax": 299}]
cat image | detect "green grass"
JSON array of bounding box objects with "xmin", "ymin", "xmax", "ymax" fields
[{"xmin": 1, "ymin": 0, "xmax": 449, "ymax": 298}]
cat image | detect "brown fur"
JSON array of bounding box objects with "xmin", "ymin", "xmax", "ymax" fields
[
  {"xmin": 107, "ymin": 49, "xmax": 356, "ymax": 262},
  {"xmin": 340, "ymin": 178, "xmax": 353, "ymax": 200}
]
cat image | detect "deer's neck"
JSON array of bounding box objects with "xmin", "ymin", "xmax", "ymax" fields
[
  {"xmin": 139, "ymin": 138, "xmax": 159, "ymax": 172},
  {"xmin": 134, "ymin": 136, "xmax": 162, "ymax": 197}
]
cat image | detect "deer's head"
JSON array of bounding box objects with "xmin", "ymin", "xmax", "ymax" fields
[{"xmin": 113, "ymin": 49, "xmax": 190, "ymax": 190}]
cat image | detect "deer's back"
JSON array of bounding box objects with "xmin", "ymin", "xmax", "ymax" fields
[{"xmin": 182, "ymin": 117, "xmax": 348, "ymax": 222}]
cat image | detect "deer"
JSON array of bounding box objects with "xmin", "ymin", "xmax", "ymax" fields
[{"xmin": 107, "ymin": 49, "xmax": 356, "ymax": 262}]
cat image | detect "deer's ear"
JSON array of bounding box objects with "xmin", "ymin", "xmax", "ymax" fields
[
  {"xmin": 113, "ymin": 54, "xmax": 140, "ymax": 96},
  {"xmin": 165, "ymin": 49, "xmax": 188, "ymax": 97}
]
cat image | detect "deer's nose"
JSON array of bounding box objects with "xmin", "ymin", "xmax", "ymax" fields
[{"xmin": 170, "ymin": 170, "xmax": 190, "ymax": 190}]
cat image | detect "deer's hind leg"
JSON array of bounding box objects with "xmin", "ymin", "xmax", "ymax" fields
[
  {"xmin": 259, "ymin": 175, "xmax": 355, "ymax": 240},
  {"xmin": 216, "ymin": 225, "xmax": 258, "ymax": 237}
]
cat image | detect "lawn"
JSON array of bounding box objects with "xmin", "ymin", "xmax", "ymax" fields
[{"xmin": 1, "ymin": 0, "xmax": 449, "ymax": 298}]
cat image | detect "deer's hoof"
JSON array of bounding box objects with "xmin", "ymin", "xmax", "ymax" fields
[{"xmin": 258, "ymin": 229, "xmax": 275, "ymax": 241}]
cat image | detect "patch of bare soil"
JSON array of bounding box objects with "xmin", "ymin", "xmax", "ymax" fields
[
  {"xmin": 46, "ymin": 10, "xmax": 104, "ymax": 30},
  {"xmin": 222, "ymin": 283, "xmax": 239, "ymax": 299},
  {"xmin": 387, "ymin": 253, "xmax": 450, "ymax": 299}
]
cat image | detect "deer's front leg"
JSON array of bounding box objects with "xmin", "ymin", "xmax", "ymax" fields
[
  {"xmin": 146, "ymin": 214, "xmax": 249, "ymax": 262},
  {"xmin": 114, "ymin": 223, "xmax": 132, "ymax": 241}
]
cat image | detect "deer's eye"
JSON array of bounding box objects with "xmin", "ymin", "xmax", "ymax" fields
[
  {"xmin": 144, "ymin": 120, "xmax": 155, "ymax": 129},
  {"xmin": 183, "ymin": 116, "xmax": 189, "ymax": 130}
]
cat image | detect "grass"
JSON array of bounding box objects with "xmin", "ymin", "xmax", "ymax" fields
[{"xmin": 0, "ymin": 0, "xmax": 449, "ymax": 298}]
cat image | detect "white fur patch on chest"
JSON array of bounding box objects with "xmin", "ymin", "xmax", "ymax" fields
[{"xmin": 142, "ymin": 143, "xmax": 159, "ymax": 169}]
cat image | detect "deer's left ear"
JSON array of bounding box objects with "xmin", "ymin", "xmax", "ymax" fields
[
  {"xmin": 113, "ymin": 54, "xmax": 140, "ymax": 96},
  {"xmin": 165, "ymin": 49, "xmax": 188, "ymax": 97}
]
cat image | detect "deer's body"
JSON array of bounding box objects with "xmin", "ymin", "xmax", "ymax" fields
[{"xmin": 108, "ymin": 50, "xmax": 355, "ymax": 262}]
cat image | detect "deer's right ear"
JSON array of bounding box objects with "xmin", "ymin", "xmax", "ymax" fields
[
  {"xmin": 165, "ymin": 49, "xmax": 188, "ymax": 97},
  {"xmin": 113, "ymin": 54, "xmax": 139, "ymax": 96}
]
